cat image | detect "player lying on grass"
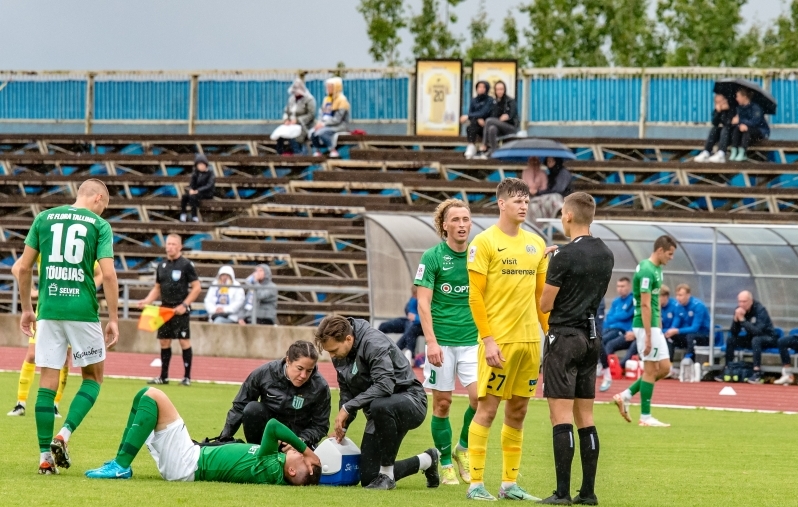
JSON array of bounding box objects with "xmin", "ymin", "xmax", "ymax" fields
[{"xmin": 85, "ymin": 387, "xmax": 321, "ymax": 485}]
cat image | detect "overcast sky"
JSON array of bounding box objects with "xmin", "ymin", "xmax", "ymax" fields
[{"xmin": 0, "ymin": 0, "xmax": 787, "ymax": 71}]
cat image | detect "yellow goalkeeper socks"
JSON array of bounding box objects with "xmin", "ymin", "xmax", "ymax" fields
[
  {"xmin": 501, "ymin": 424, "xmax": 524, "ymax": 484},
  {"xmin": 55, "ymin": 364, "xmax": 69, "ymax": 405},
  {"xmin": 468, "ymin": 421, "xmax": 490, "ymax": 485},
  {"xmin": 17, "ymin": 361, "xmax": 36, "ymax": 403}
]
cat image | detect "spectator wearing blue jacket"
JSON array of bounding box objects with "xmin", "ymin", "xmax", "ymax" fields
[
  {"xmin": 664, "ymin": 284, "xmax": 710, "ymax": 368},
  {"xmin": 602, "ymin": 277, "xmax": 634, "ymax": 345},
  {"xmin": 459, "ymin": 81, "xmax": 494, "ymax": 159},
  {"xmin": 378, "ymin": 286, "xmax": 423, "ymax": 362},
  {"xmin": 719, "ymin": 290, "xmax": 777, "ymax": 384},
  {"xmin": 729, "ymin": 88, "xmax": 770, "ymax": 162}
]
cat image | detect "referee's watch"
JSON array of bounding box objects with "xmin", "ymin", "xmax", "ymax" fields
[{"xmin": 182, "ymin": 303, "xmax": 191, "ymax": 312}]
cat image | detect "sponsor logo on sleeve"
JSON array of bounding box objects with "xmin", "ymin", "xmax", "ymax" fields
[
  {"xmin": 468, "ymin": 245, "xmax": 477, "ymax": 262},
  {"xmin": 641, "ymin": 278, "xmax": 650, "ymax": 289},
  {"xmin": 415, "ymin": 264, "xmax": 426, "ymax": 280}
]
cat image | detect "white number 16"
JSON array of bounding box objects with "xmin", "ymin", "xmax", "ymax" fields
[{"xmin": 48, "ymin": 223, "xmax": 87, "ymax": 264}]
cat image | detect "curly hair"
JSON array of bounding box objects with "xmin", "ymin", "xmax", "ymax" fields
[{"xmin": 433, "ymin": 199, "xmax": 470, "ymax": 239}]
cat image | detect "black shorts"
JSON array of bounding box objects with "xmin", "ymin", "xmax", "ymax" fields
[
  {"xmin": 157, "ymin": 313, "xmax": 191, "ymax": 340},
  {"xmin": 542, "ymin": 326, "xmax": 601, "ymax": 400}
]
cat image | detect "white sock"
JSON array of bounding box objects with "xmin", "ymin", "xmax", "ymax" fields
[
  {"xmin": 456, "ymin": 443, "xmax": 467, "ymax": 452},
  {"xmin": 417, "ymin": 452, "xmax": 432, "ymax": 470},
  {"xmin": 40, "ymin": 451, "xmax": 51, "ymax": 464},
  {"xmin": 603, "ymin": 368, "xmax": 612, "ymax": 381},
  {"xmin": 784, "ymin": 367, "xmax": 792, "ymax": 376},
  {"xmin": 57, "ymin": 427, "xmax": 72, "ymax": 443},
  {"xmin": 621, "ymin": 388, "xmax": 632, "ymax": 399},
  {"xmin": 640, "ymin": 413, "xmax": 652, "ymax": 421},
  {"xmin": 501, "ymin": 481, "xmax": 516, "ymax": 489},
  {"xmin": 379, "ymin": 465, "xmax": 394, "ymax": 479},
  {"xmin": 469, "ymin": 482, "xmax": 484, "ymax": 491}
]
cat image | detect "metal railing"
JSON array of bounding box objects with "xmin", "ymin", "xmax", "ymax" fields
[{"xmin": 2, "ymin": 67, "xmax": 797, "ymax": 136}]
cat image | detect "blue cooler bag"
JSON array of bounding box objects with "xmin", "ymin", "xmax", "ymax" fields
[{"xmin": 315, "ymin": 437, "xmax": 361, "ymax": 486}]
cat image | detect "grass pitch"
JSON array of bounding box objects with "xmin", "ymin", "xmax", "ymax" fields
[{"xmin": 0, "ymin": 373, "xmax": 793, "ymax": 507}]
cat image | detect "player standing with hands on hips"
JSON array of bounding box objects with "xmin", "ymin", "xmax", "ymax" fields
[
  {"xmin": 538, "ymin": 192, "xmax": 614, "ymax": 505},
  {"xmin": 415, "ymin": 199, "xmax": 479, "ymax": 485},
  {"xmin": 613, "ymin": 236, "xmax": 678, "ymax": 427},
  {"xmin": 17, "ymin": 179, "xmax": 120, "ymax": 474}
]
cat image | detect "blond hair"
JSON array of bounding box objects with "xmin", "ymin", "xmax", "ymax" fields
[{"xmin": 433, "ymin": 199, "xmax": 470, "ymax": 239}]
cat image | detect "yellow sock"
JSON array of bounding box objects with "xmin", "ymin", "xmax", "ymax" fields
[
  {"xmin": 17, "ymin": 361, "xmax": 36, "ymax": 403},
  {"xmin": 55, "ymin": 364, "xmax": 69, "ymax": 405},
  {"xmin": 501, "ymin": 424, "xmax": 524, "ymax": 484},
  {"xmin": 468, "ymin": 421, "xmax": 490, "ymax": 485}
]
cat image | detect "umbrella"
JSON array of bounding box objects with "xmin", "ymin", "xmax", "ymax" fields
[
  {"xmin": 713, "ymin": 78, "xmax": 777, "ymax": 115},
  {"xmin": 491, "ymin": 138, "xmax": 576, "ymax": 162}
]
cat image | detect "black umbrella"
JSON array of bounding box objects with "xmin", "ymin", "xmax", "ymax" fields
[
  {"xmin": 713, "ymin": 78, "xmax": 777, "ymax": 115},
  {"xmin": 491, "ymin": 138, "xmax": 576, "ymax": 162}
]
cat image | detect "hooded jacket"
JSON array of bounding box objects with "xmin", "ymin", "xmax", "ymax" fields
[
  {"xmin": 204, "ymin": 265, "xmax": 246, "ymax": 321},
  {"xmin": 736, "ymin": 102, "xmax": 770, "ymax": 138},
  {"xmin": 538, "ymin": 158, "xmax": 574, "ymax": 197},
  {"xmin": 731, "ymin": 300, "xmax": 776, "ymax": 338},
  {"xmin": 220, "ymin": 358, "xmax": 331, "ymax": 446},
  {"xmin": 319, "ymin": 77, "xmax": 350, "ymax": 133},
  {"xmin": 334, "ymin": 318, "xmax": 426, "ymax": 433},
  {"xmin": 491, "ymin": 93, "xmax": 520, "ymax": 128},
  {"xmin": 189, "ymin": 154, "xmax": 216, "ymax": 196},
  {"xmin": 282, "ymin": 79, "xmax": 317, "ymax": 142},
  {"xmin": 467, "ymin": 81, "xmax": 495, "ymax": 121},
  {"xmin": 243, "ymin": 264, "xmax": 278, "ymax": 323}
]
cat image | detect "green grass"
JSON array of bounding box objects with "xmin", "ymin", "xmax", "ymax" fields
[{"xmin": 0, "ymin": 372, "xmax": 793, "ymax": 507}]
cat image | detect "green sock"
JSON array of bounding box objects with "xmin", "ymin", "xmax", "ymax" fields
[
  {"xmin": 63, "ymin": 379, "xmax": 101, "ymax": 434},
  {"xmin": 640, "ymin": 381, "xmax": 654, "ymax": 416},
  {"xmin": 431, "ymin": 416, "xmax": 453, "ymax": 466},
  {"xmin": 117, "ymin": 388, "xmax": 149, "ymax": 454},
  {"xmin": 459, "ymin": 405, "xmax": 476, "ymax": 449},
  {"xmin": 115, "ymin": 395, "xmax": 158, "ymax": 468},
  {"xmin": 35, "ymin": 388, "xmax": 57, "ymax": 452}
]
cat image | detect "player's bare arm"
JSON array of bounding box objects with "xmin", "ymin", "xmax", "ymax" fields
[
  {"xmin": 17, "ymin": 246, "xmax": 39, "ymax": 337},
  {"xmin": 416, "ymin": 286, "xmax": 443, "ymax": 367},
  {"xmin": 99, "ymin": 257, "xmax": 119, "ymax": 349},
  {"xmin": 640, "ymin": 291, "xmax": 652, "ymax": 356}
]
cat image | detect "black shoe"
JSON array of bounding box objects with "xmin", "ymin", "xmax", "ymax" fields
[
  {"xmin": 180, "ymin": 377, "xmax": 191, "ymax": 386},
  {"xmin": 538, "ymin": 492, "xmax": 572, "ymax": 505},
  {"xmin": 147, "ymin": 377, "xmax": 168, "ymax": 385},
  {"xmin": 423, "ymin": 448, "xmax": 440, "ymax": 488},
  {"xmin": 364, "ymin": 473, "xmax": 396, "ymax": 490},
  {"xmin": 573, "ymin": 492, "xmax": 598, "ymax": 505},
  {"xmin": 747, "ymin": 371, "xmax": 763, "ymax": 384}
]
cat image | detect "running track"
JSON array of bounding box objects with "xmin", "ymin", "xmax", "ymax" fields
[{"xmin": 1, "ymin": 347, "xmax": 795, "ymax": 413}]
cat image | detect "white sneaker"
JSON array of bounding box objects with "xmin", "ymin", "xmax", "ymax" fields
[
  {"xmin": 612, "ymin": 393, "xmax": 631, "ymax": 422},
  {"xmin": 708, "ymin": 151, "xmax": 726, "ymax": 163},
  {"xmin": 639, "ymin": 416, "xmax": 670, "ymax": 427},
  {"xmin": 179, "ymin": 213, "xmax": 187, "ymax": 222},
  {"xmin": 7, "ymin": 402, "xmax": 25, "ymax": 416},
  {"xmin": 694, "ymin": 150, "xmax": 711, "ymax": 162},
  {"xmin": 599, "ymin": 378, "xmax": 612, "ymax": 392},
  {"xmin": 774, "ymin": 374, "xmax": 795, "ymax": 385},
  {"xmin": 464, "ymin": 144, "xmax": 477, "ymax": 159}
]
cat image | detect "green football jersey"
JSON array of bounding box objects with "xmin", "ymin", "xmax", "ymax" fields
[
  {"xmin": 195, "ymin": 419, "xmax": 306, "ymax": 484},
  {"xmin": 24, "ymin": 205, "xmax": 113, "ymax": 322},
  {"xmin": 632, "ymin": 258, "xmax": 663, "ymax": 328},
  {"xmin": 414, "ymin": 242, "xmax": 478, "ymax": 347}
]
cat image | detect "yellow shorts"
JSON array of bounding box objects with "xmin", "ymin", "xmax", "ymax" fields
[{"xmin": 476, "ymin": 341, "xmax": 540, "ymax": 400}]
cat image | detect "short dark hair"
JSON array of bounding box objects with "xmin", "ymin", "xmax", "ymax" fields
[
  {"xmin": 314, "ymin": 315, "xmax": 352, "ymax": 351},
  {"xmin": 618, "ymin": 277, "xmax": 631, "ymax": 283},
  {"xmin": 562, "ymin": 192, "xmax": 595, "ymax": 226},
  {"xmin": 737, "ymin": 87, "xmax": 754, "ymax": 99},
  {"xmin": 496, "ymin": 177, "xmax": 530, "ymax": 200},
  {"xmin": 653, "ymin": 235, "xmax": 678, "ymax": 253},
  {"xmin": 287, "ymin": 340, "xmax": 318, "ymax": 362},
  {"xmin": 287, "ymin": 464, "xmax": 323, "ymax": 486}
]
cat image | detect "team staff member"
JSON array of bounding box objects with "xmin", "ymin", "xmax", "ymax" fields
[
  {"xmin": 539, "ymin": 192, "xmax": 614, "ymax": 505},
  {"xmin": 137, "ymin": 234, "xmax": 201, "ymax": 386},
  {"xmin": 665, "ymin": 283, "xmax": 710, "ymax": 368},
  {"xmin": 614, "ymin": 236, "xmax": 677, "ymax": 427},
  {"xmin": 465, "ymin": 178, "xmax": 549, "ymax": 502},
  {"xmin": 415, "ymin": 199, "xmax": 479, "ymax": 485},
  {"xmin": 219, "ymin": 340, "xmax": 330, "ymax": 447},
  {"xmin": 315, "ymin": 315, "xmax": 439, "ymax": 490}
]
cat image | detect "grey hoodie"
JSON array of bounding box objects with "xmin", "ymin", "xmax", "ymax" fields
[
  {"xmin": 333, "ymin": 318, "xmax": 426, "ymax": 434},
  {"xmin": 243, "ymin": 264, "xmax": 278, "ymax": 323}
]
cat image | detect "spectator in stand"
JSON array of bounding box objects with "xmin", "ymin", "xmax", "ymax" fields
[
  {"xmin": 527, "ymin": 157, "xmax": 572, "ymax": 220},
  {"xmin": 310, "ymin": 77, "xmax": 350, "ymax": 159},
  {"xmin": 378, "ymin": 286, "xmax": 424, "ymax": 363},
  {"xmin": 664, "ymin": 284, "xmax": 710, "ymax": 372},
  {"xmin": 597, "ymin": 278, "xmax": 634, "ymax": 390},
  {"xmin": 775, "ymin": 331, "xmax": 798, "ymax": 385},
  {"xmin": 694, "ymin": 93, "xmax": 735, "ymax": 163},
  {"xmin": 540, "ymin": 157, "xmax": 574, "ymax": 197},
  {"xmin": 271, "ymin": 79, "xmax": 316, "ymax": 156},
  {"xmin": 204, "ymin": 266, "xmax": 245, "ymax": 324},
  {"xmin": 238, "ymin": 264, "xmax": 278, "ymax": 326},
  {"xmin": 729, "ymin": 88, "xmax": 770, "ymax": 162},
  {"xmin": 180, "ymin": 154, "xmax": 215, "ymax": 223},
  {"xmin": 718, "ymin": 290, "xmax": 778, "ymax": 384},
  {"xmin": 521, "ymin": 157, "xmax": 548, "ymax": 195},
  {"xmin": 479, "ymin": 80, "xmax": 519, "ymax": 157},
  {"xmin": 459, "ymin": 81, "xmax": 494, "ymax": 159}
]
